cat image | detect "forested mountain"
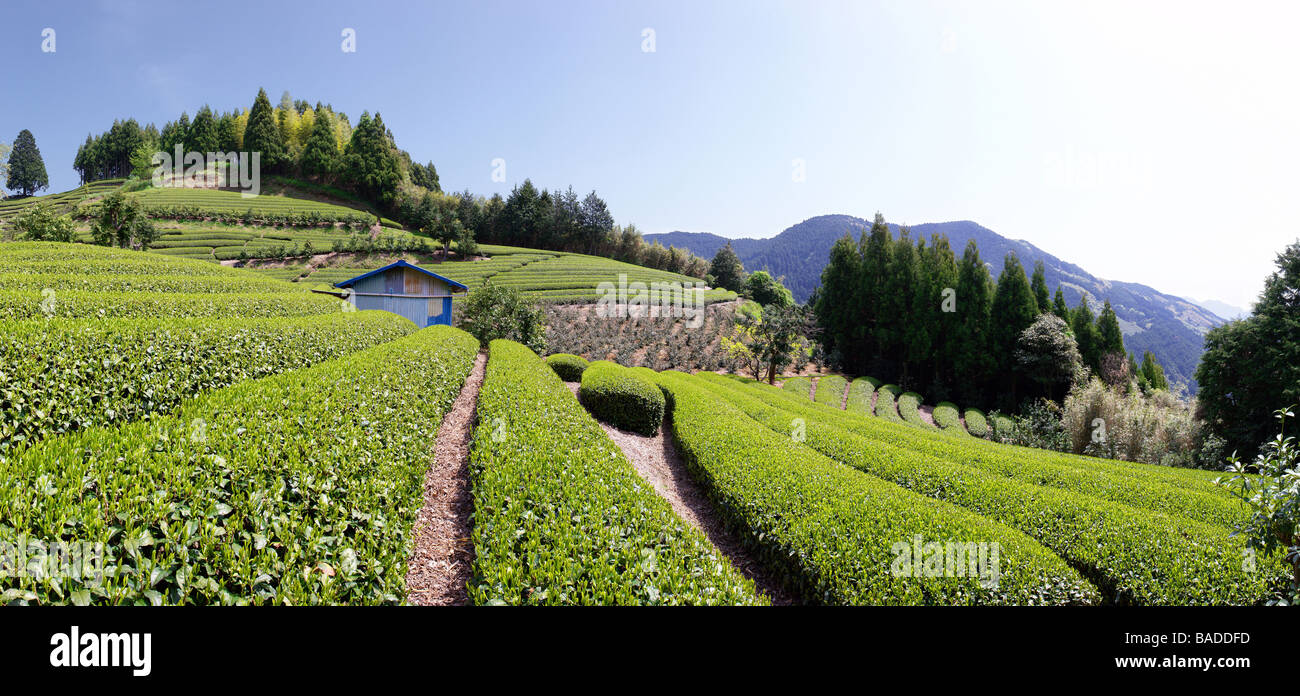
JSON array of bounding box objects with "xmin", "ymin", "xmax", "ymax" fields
[{"xmin": 648, "ymin": 215, "xmax": 1225, "ymax": 392}]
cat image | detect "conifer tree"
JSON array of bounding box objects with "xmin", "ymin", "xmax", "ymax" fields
[
  {"xmin": 709, "ymin": 241, "xmax": 746, "ymax": 292},
  {"xmin": 953, "ymin": 239, "xmax": 994, "ymax": 405},
  {"xmin": 243, "ymin": 88, "xmax": 288, "ymax": 172},
  {"xmin": 300, "ymin": 108, "xmax": 340, "ymax": 181},
  {"xmin": 1096, "ymin": 300, "xmax": 1125, "ymax": 358},
  {"xmin": 1031, "ymin": 260, "xmax": 1051, "ymax": 314},
  {"xmin": 5, "ymin": 129, "xmax": 49, "ymax": 196},
  {"xmin": 989, "ymin": 252, "xmax": 1039, "ymax": 404},
  {"xmin": 1071, "ymin": 296, "xmax": 1100, "ymax": 373},
  {"xmin": 1052, "ymin": 286, "xmax": 1070, "ymax": 322}
]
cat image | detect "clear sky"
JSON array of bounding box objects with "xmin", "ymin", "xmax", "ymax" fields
[{"xmin": 2, "ymin": 0, "xmax": 1296, "ymax": 309}]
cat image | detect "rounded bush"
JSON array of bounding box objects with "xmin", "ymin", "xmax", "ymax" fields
[
  {"xmin": 898, "ymin": 391, "xmax": 937, "ymax": 430},
  {"xmin": 579, "ymin": 360, "xmax": 666, "ymax": 436},
  {"xmin": 933, "ymin": 402, "xmax": 968, "ymax": 435},
  {"xmin": 545, "ymin": 352, "xmax": 589, "ymax": 381},
  {"xmin": 963, "ymin": 408, "xmax": 989, "ymax": 438}
]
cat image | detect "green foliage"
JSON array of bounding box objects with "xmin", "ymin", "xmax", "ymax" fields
[
  {"xmin": 875, "ymin": 384, "xmax": 904, "ymax": 422},
  {"xmin": 1030, "ymin": 260, "xmax": 1051, "ymax": 314},
  {"xmin": 243, "ymin": 88, "xmax": 287, "ymax": 172},
  {"xmin": 954, "ymin": 240, "xmax": 995, "ymax": 406},
  {"xmin": 694, "ymin": 374, "xmax": 1289, "ymax": 604},
  {"xmin": 5, "ymin": 129, "xmax": 49, "ymax": 197},
  {"xmin": 1096, "ymin": 300, "xmax": 1126, "ymax": 359},
  {"xmin": 578, "ymin": 361, "xmax": 666, "ymax": 436},
  {"xmin": 780, "ymin": 376, "xmax": 811, "ymax": 397},
  {"xmin": 0, "ymin": 312, "xmax": 414, "ymax": 454},
  {"xmin": 660, "ymin": 371, "xmax": 1099, "ymax": 604},
  {"xmin": 1218, "ymin": 407, "xmax": 1300, "ymax": 598},
  {"xmin": 343, "ymin": 112, "xmax": 403, "ymax": 205},
  {"xmin": 1015, "ymin": 313, "xmax": 1082, "ymax": 400},
  {"xmin": 11, "ymin": 202, "xmax": 75, "ymax": 242},
  {"xmin": 1064, "ymin": 377, "xmax": 1218, "ymax": 469},
  {"xmin": 1071, "ymin": 297, "xmax": 1100, "ymax": 374},
  {"xmin": 457, "ymin": 282, "xmax": 547, "ymax": 353},
  {"xmin": 299, "ymin": 108, "xmax": 340, "ymax": 180},
  {"xmin": 846, "ymin": 376, "xmax": 879, "ymax": 414},
  {"xmin": 1136, "ymin": 351, "xmax": 1169, "ymax": 394},
  {"xmin": 932, "ymin": 403, "xmax": 966, "ymax": 434},
  {"xmin": 708, "ymin": 241, "xmax": 745, "ymax": 292},
  {"xmin": 1197, "ymin": 241, "xmax": 1300, "ymax": 461},
  {"xmin": 898, "ymin": 391, "xmax": 938, "ymax": 430},
  {"xmin": 723, "ymin": 301, "xmax": 815, "ymax": 383},
  {"xmin": 963, "ymin": 408, "xmax": 989, "ymax": 438},
  {"xmin": 814, "ymin": 375, "xmax": 847, "ymax": 407},
  {"xmin": 0, "ymin": 289, "xmax": 338, "ymax": 320},
  {"xmin": 990, "ymin": 252, "xmax": 1039, "ymax": 404},
  {"xmin": 468, "ymin": 340, "xmax": 760, "ymax": 605},
  {"xmin": 544, "ymin": 352, "xmax": 589, "ymax": 381},
  {"xmin": 742, "ymin": 270, "xmax": 793, "ymax": 307},
  {"xmin": 92, "ymin": 191, "xmax": 157, "ymax": 249},
  {"xmin": 0, "ymin": 326, "xmax": 478, "ymax": 605}
]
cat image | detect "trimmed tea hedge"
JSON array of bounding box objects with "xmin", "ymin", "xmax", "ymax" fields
[
  {"xmin": 875, "ymin": 384, "xmax": 904, "ymax": 422},
  {"xmin": 0, "ymin": 289, "xmax": 341, "ymax": 320},
  {"xmin": 544, "ymin": 353, "xmax": 589, "ymax": 381},
  {"xmin": 467, "ymin": 340, "xmax": 760, "ymax": 605},
  {"xmin": 933, "ymin": 402, "xmax": 968, "ymax": 435},
  {"xmin": 0, "ymin": 325, "xmax": 480, "ymax": 605},
  {"xmin": 780, "ymin": 376, "xmax": 812, "ymax": 398},
  {"xmin": 846, "ymin": 377, "xmax": 879, "ymax": 415},
  {"xmin": 0, "ymin": 312, "xmax": 414, "ymax": 453},
  {"xmin": 898, "ymin": 392, "xmax": 938, "ymax": 430},
  {"xmin": 694, "ymin": 374, "xmax": 1285, "ymax": 604},
  {"xmin": 813, "ymin": 375, "xmax": 847, "ymax": 407},
  {"xmin": 656, "ymin": 371, "xmax": 1098, "ymax": 605},
  {"xmin": 964, "ymin": 408, "xmax": 990, "ymax": 438},
  {"xmin": 578, "ymin": 360, "xmax": 666, "ymax": 436}
]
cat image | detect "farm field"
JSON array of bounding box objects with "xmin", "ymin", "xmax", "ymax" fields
[{"xmin": 0, "ymin": 242, "xmax": 1282, "ymax": 606}]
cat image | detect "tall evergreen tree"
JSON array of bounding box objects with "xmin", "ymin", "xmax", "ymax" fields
[
  {"xmin": 1052, "ymin": 286, "xmax": 1070, "ymax": 321},
  {"xmin": 814, "ymin": 234, "xmax": 860, "ymax": 369},
  {"xmin": 858, "ymin": 213, "xmax": 892, "ymax": 368},
  {"xmin": 299, "ymin": 109, "xmax": 340, "ymax": 180},
  {"xmin": 989, "ymin": 252, "xmax": 1039, "ymax": 405},
  {"xmin": 709, "ymin": 241, "xmax": 746, "ymax": 292},
  {"xmin": 188, "ymin": 105, "xmax": 220, "ymax": 154},
  {"xmin": 244, "ymin": 88, "xmax": 288, "ymax": 172},
  {"xmin": 953, "ymin": 239, "xmax": 994, "ymax": 405},
  {"xmin": 883, "ymin": 229, "xmax": 919, "ymax": 382},
  {"xmin": 1095, "ymin": 300, "xmax": 1125, "ymax": 359},
  {"xmin": 1071, "ymin": 296, "xmax": 1100, "ymax": 373},
  {"xmin": 5, "ymin": 129, "xmax": 49, "ymax": 196},
  {"xmin": 1030, "ymin": 260, "xmax": 1051, "ymax": 314}
]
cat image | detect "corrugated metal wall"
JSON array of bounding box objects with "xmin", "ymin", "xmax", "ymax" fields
[{"xmin": 350, "ymin": 267, "xmax": 455, "ymax": 327}]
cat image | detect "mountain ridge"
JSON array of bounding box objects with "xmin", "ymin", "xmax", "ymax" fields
[{"xmin": 647, "ymin": 215, "xmax": 1222, "ymax": 392}]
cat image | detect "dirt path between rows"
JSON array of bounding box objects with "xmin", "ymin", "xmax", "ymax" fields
[
  {"xmin": 405, "ymin": 351, "xmax": 487, "ymax": 606},
  {"xmin": 841, "ymin": 380, "xmax": 850, "ymax": 409},
  {"xmin": 916, "ymin": 403, "xmax": 937, "ymax": 427},
  {"xmin": 566, "ymin": 382, "xmax": 797, "ymax": 605}
]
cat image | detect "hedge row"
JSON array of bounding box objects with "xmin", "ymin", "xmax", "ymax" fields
[
  {"xmin": 0, "ymin": 272, "xmax": 300, "ymax": 295},
  {"xmin": 694, "ymin": 374, "xmax": 1285, "ymax": 604},
  {"xmin": 467, "ymin": 340, "xmax": 760, "ymax": 605},
  {"xmin": 898, "ymin": 392, "xmax": 938, "ymax": 430},
  {"xmin": 780, "ymin": 377, "xmax": 811, "ymax": 398},
  {"xmin": 0, "ymin": 312, "xmax": 415, "ymax": 453},
  {"xmin": 964, "ymin": 408, "xmax": 990, "ymax": 438},
  {"xmin": 721, "ymin": 376, "xmax": 1249, "ymax": 529},
  {"xmin": 875, "ymin": 384, "xmax": 904, "ymax": 422},
  {"xmin": 544, "ymin": 353, "xmax": 589, "ymax": 381},
  {"xmin": 813, "ymin": 375, "xmax": 847, "ymax": 407},
  {"xmin": 846, "ymin": 377, "xmax": 879, "ymax": 415},
  {"xmin": 933, "ymin": 402, "xmax": 968, "ymax": 435},
  {"xmin": 0, "ymin": 289, "xmax": 341, "ymax": 320},
  {"xmin": 578, "ymin": 360, "xmax": 666, "ymax": 436},
  {"xmin": 656, "ymin": 371, "xmax": 1099, "ymax": 605},
  {"xmin": 0, "ymin": 325, "xmax": 480, "ymax": 605}
]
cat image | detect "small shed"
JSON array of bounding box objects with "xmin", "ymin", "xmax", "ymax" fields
[{"xmin": 332, "ymin": 260, "xmax": 468, "ymax": 327}]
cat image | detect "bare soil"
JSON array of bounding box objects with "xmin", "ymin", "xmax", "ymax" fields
[
  {"xmin": 405, "ymin": 352, "xmax": 488, "ymax": 606},
  {"xmin": 916, "ymin": 403, "xmax": 937, "ymax": 427},
  {"xmin": 566, "ymin": 382, "xmax": 797, "ymax": 605}
]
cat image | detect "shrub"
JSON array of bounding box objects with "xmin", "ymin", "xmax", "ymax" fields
[
  {"xmin": 0, "ymin": 325, "xmax": 479, "ymax": 605},
  {"xmin": 657, "ymin": 371, "xmax": 1098, "ymax": 605},
  {"xmin": 781, "ymin": 376, "xmax": 811, "ymax": 398},
  {"xmin": 814, "ymin": 375, "xmax": 848, "ymax": 407},
  {"xmin": 1063, "ymin": 377, "xmax": 1217, "ymax": 469},
  {"xmin": 457, "ymin": 282, "xmax": 547, "ymax": 353},
  {"xmin": 0, "ymin": 312, "xmax": 415, "ymax": 453},
  {"xmin": 898, "ymin": 392, "xmax": 938, "ymax": 430},
  {"xmin": 846, "ymin": 376, "xmax": 881, "ymax": 415},
  {"xmin": 544, "ymin": 353, "xmax": 589, "ymax": 381},
  {"xmin": 964, "ymin": 408, "xmax": 990, "ymax": 438},
  {"xmin": 875, "ymin": 384, "xmax": 904, "ymax": 422},
  {"xmin": 579, "ymin": 360, "xmax": 666, "ymax": 436},
  {"xmin": 468, "ymin": 340, "xmax": 760, "ymax": 605},
  {"xmin": 995, "ymin": 399, "xmax": 1070, "ymax": 452},
  {"xmin": 933, "ymin": 402, "xmax": 968, "ymax": 435},
  {"xmin": 11, "ymin": 202, "xmax": 76, "ymax": 242}
]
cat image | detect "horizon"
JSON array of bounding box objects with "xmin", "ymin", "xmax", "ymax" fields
[{"xmin": 3, "ymin": 0, "xmax": 1297, "ymax": 308}]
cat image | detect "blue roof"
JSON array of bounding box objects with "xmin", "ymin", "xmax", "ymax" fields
[{"xmin": 332, "ymin": 260, "xmax": 469, "ymax": 291}]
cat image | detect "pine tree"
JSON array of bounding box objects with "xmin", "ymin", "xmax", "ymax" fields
[
  {"xmin": 1137, "ymin": 351, "xmax": 1168, "ymax": 393},
  {"xmin": 5, "ymin": 129, "xmax": 49, "ymax": 196},
  {"xmin": 1031, "ymin": 260, "xmax": 1051, "ymax": 314},
  {"xmin": 989, "ymin": 252, "xmax": 1039, "ymax": 405},
  {"xmin": 243, "ymin": 88, "xmax": 288, "ymax": 172},
  {"xmin": 189, "ymin": 105, "xmax": 220, "ymax": 155},
  {"xmin": 858, "ymin": 213, "xmax": 892, "ymax": 367},
  {"xmin": 1052, "ymin": 286, "xmax": 1070, "ymax": 321},
  {"xmin": 709, "ymin": 241, "xmax": 746, "ymax": 292},
  {"xmin": 883, "ymin": 229, "xmax": 919, "ymax": 382},
  {"xmin": 953, "ymin": 239, "xmax": 994, "ymax": 405},
  {"xmin": 1071, "ymin": 297, "xmax": 1100, "ymax": 373},
  {"xmin": 1096, "ymin": 300, "xmax": 1125, "ymax": 359},
  {"xmin": 299, "ymin": 109, "xmax": 340, "ymax": 180},
  {"xmin": 814, "ymin": 234, "xmax": 860, "ymax": 367}
]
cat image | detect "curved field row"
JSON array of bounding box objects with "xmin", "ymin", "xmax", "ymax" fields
[
  {"xmin": 814, "ymin": 375, "xmax": 848, "ymax": 407},
  {"xmin": 933, "ymin": 402, "xmax": 968, "ymax": 435},
  {"xmin": 0, "ymin": 325, "xmax": 479, "ymax": 605},
  {"xmin": 690, "ymin": 373, "xmax": 1285, "ymax": 605},
  {"xmin": 898, "ymin": 392, "xmax": 938, "ymax": 430},
  {"xmin": 467, "ymin": 340, "xmax": 760, "ymax": 605},
  {"xmin": 655, "ymin": 371, "xmax": 1098, "ymax": 605},
  {"xmin": 875, "ymin": 384, "xmax": 905, "ymax": 422}
]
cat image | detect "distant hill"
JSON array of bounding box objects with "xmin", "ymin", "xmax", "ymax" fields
[
  {"xmin": 647, "ymin": 215, "xmax": 1224, "ymax": 392},
  {"xmin": 1188, "ymin": 298, "xmax": 1249, "ymax": 322}
]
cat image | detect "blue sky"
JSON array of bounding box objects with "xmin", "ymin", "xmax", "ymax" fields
[{"xmin": 2, "ymin": 0, "xmax": 1296, "ymax": 308}]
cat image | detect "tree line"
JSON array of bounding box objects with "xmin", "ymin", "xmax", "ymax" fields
[{"xmin": 810, "ymin": 213, "xmax": 1147, "ymax": 412}]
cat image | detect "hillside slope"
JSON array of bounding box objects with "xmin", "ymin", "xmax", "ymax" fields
[{"xmin": 648, "ymin": 215, "xmax": 1222, "ymax": 391}]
